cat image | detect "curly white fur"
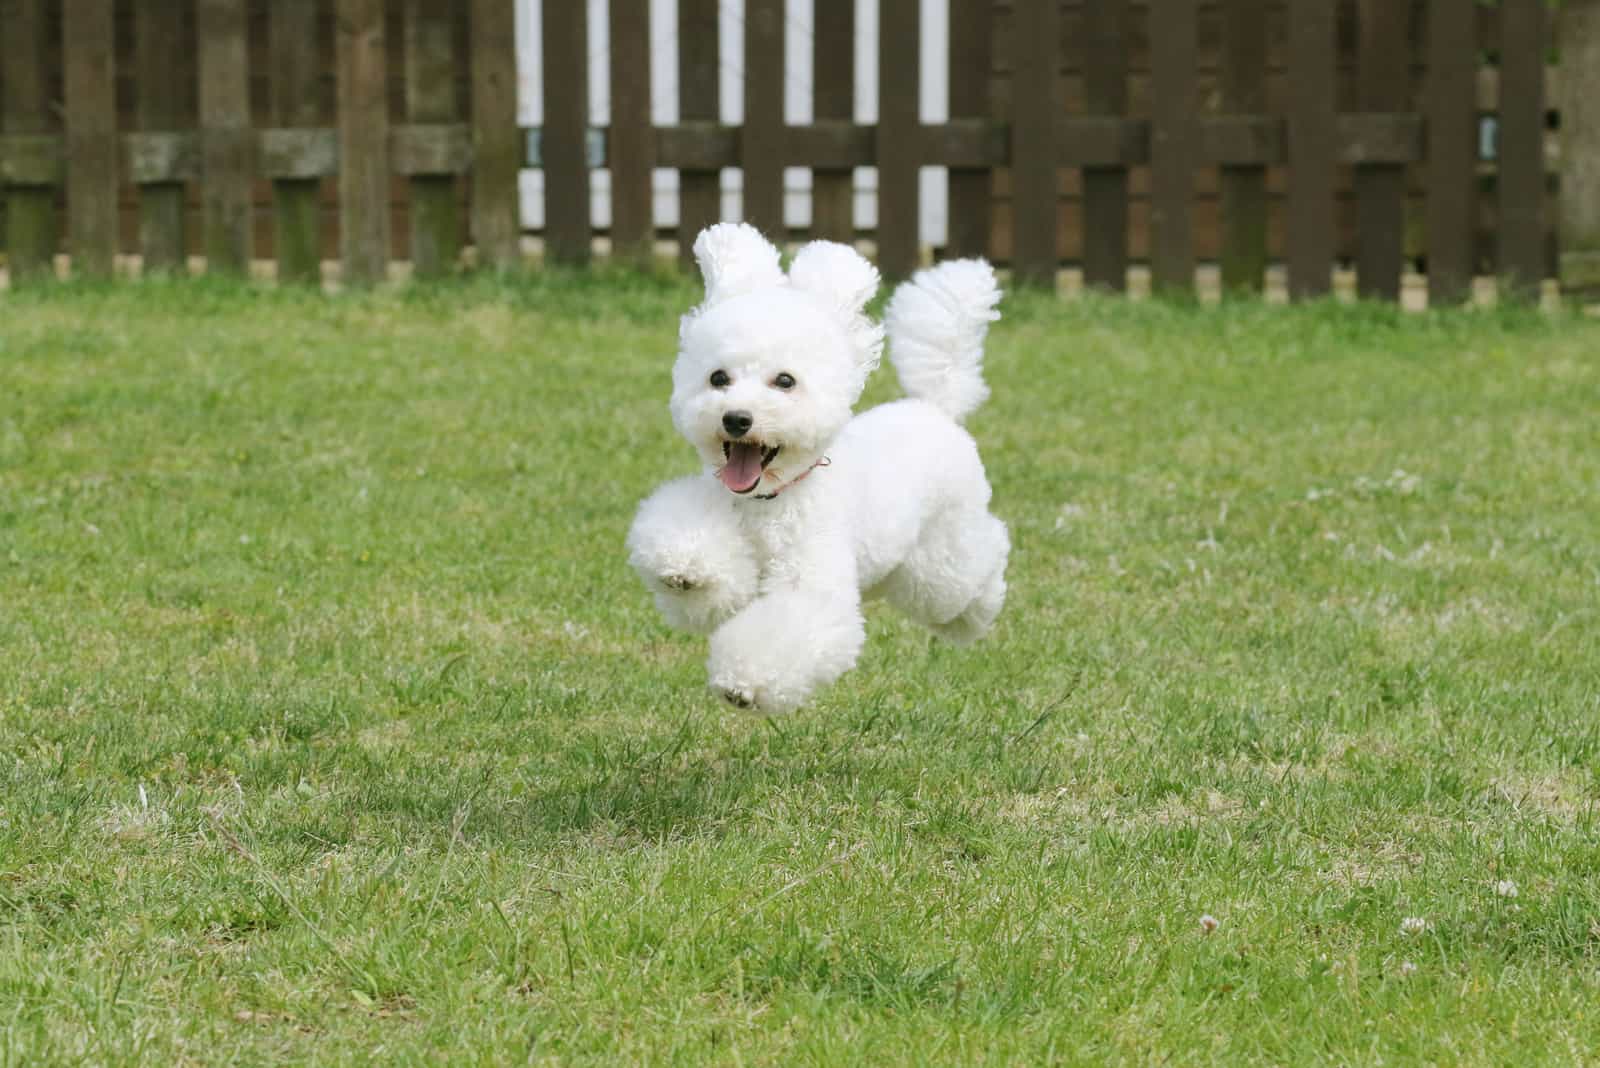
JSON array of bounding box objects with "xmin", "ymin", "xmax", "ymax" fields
[
  {"xmin": 627, "ymin": 224, "xmax": 1010, "ymax": 713},
  {"xmin": 885, "ymin": 258, "xmax": 1001, "ymax": 422}
]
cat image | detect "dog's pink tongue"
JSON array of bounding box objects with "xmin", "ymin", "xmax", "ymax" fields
[{"xmin": 719, "ymin": 442, "xmax": 764, "ymax": 493}]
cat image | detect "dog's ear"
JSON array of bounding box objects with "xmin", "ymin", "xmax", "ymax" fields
[
  {"xmin": 787, "ymin": 241, "xmax": 879, "ymax": 320},
  {"xmin": 787, "ymin": 241, "xmax": 884, "ymax": 383},
  {"xmin": 691, "ymin": 223, "xmax": 785, "ymax": 305}
]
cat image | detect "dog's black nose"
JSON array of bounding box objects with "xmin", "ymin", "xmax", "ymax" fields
[{"xmin": 722, "ymin": 410, "xmax": 753, "ymax": 437}]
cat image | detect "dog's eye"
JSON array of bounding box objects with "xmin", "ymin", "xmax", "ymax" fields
[
  {"xmin": 773, "ymin": 373, "xmax": 796, "ymax": 391},
  {"xmin": 709, "ymin": 370, "xmax": 731, "ymax": 388}
]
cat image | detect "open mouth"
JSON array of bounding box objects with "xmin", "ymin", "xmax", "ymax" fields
[{"xmin": 718, "ymin": 440, "xmax": 780, "ymax": 494}]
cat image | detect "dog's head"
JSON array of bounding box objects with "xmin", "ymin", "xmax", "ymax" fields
[{"xmin": 671, "ymin": 224, "xmax": 882, "ymax": 496}]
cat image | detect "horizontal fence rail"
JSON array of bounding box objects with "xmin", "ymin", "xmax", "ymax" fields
[{"xmin": 0, "ymin": 0, "xmax": 1592, "ymax": 303}]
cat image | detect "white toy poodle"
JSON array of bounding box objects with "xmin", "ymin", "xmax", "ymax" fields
[{"xmin": 626, "ymin": 223, "xmax": 1009, "ymax": 713}]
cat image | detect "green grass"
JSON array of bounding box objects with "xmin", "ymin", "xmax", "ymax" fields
[{"xmin": 2, "ymin": 273, "xmax": 1599, "ymax": 1065}]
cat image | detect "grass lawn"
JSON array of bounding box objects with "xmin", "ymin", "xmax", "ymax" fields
[{"xmin": 2, "ymin": 274, "xmax": 1599, "ymax": 1065}]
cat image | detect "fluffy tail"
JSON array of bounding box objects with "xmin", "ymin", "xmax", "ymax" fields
[{"xmin": 884, "ymin": 259, "xmax": 1002, "ymax": 423}]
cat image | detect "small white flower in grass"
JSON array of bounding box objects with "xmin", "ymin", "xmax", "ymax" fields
[
  {"xmin": 1400, "ymin": 916, "xmax": 1430, "ymax": 935},
  {"xmin": 1199, "ymin": 914, "xmax": 1219, "ymax": 935},
  {"xmin": 1399, "ymin": 960, "xmax": 1418, "ymax": 977},
  {"xmin": 1495, "ymin": 879, "xmax": 1519, "ymax": 898},
  {"xmin": 1053, "ymin": 503, "xmax": 1086, "ymax": 530}
]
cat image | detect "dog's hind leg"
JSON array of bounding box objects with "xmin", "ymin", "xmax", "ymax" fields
[
  {"xmin": 929, "ymin": 550, "xmax": 1007, "ymax": 645},
  {"xmin": 929, "ymin": 511, "xmax": 1009, "ymax": 645},
  {"xmin": 627, "ymin": 476, "xmax": 758, "ymax": 634},
  {"xmin": 880, "ymin": 507, "xmax": 1010, "ymax": 642}
]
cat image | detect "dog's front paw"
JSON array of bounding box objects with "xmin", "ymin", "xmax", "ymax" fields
[
  {"xmin": 707, "ymin": 655, "xmax": 802, "ymax": 716},
  {"xmin": 716, "ymin": 685, "xmax": 757, "ymax": 711}
]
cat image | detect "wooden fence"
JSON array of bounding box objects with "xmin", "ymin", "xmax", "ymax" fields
[
  {"xmin": 0, "ymin": 1, "xmax": 1595, "ymax": 301},
  {"xmin": 0, "ymin": 0, "xmax": 520, "ymax": 285}
]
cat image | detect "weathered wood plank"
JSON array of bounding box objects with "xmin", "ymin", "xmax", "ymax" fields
[
  {"xmin": 392, "ymin": 124, "xmax": 471, "ymax": 175},
  {"xmin": 877, "ymin": 0, "xmax": 921, "ymax": 277},
  {"xmin": 1355, "ymin": 0, "xmax": 1408, "ymax": 301},
  {"xmin": 1204, "ymin": 115, "xmax": 1278, "ymax": 165},
  {"xmin": 1081, "ymin": 0, "xmax": 1129, "ymax": 291},
  {"xmin": 1497, "ymin": 0, "xmax": 1546, "ymax": 298},
  {"xmin": 1150, "ymin": 0, "xmax": 1198, "ymax": 293},
  {"xmin": 657, "ymin": 123, "xmax": 740, "ymax": 171},
  {"xmin": 258, "ymin": 128, "xmax": 336, "ymax": 178},
  {"xmin": 406, "ymin": 0, "xmax": 461, "ymax": 277},
  {"xmin": 637, "ymin": 115, "xmax": 1422, "ymax": 175},
  {"xmin": 1339, "ymin": 114, "xmax": 1425, "ymax": 165},
  {"xmin": 137, "ymin": 0, "xmax": 190, "ymax": 273},
  {"xmin": 678, "ymin": 0, "xmax": 720, "ymax": 267},
  {"xmin": 0, "ymin": 135, "xmax": 64, "ymax": 184},
  {"xmin": 1, "ymin": 0, "xmax": 58, "ymax": 280},
  {"xmin": 271, "ymin": 0, "xmax": 324, "ymax": 284},
  {"xmin": 126, "ymin": 132, "xmax": 198, "ymax": 183},
  {"xmin": 542, "ymin": 0, "xmax": 589, "ymax": 264},
  {"xmin": 1010, "ymin": 0, "xmax": 1058, "ymax": 286},
  {"xmin": 471, "ymin": 0, "xmax": 522, "ymax": 269},
  {"xmin": 198, "ymin": 0, "xmax": 253, "ymax": 274},
  {"xmin": 742, "ymin": 0, "xmax": 785, "ymax": 238},
  {"xmin": 608, "ymin": 0, "xmax": 654, "ymax": 262},
  {"xmin": 64, "ymin": 0, "xmax": 120, "ymax": 279},
  {"xmin": 923, "ymin": 120, "xmax": 1007, "ymax": 168},
  {"xmin": 337, "ymin": 0, "xmax": 390, "ymax": 284},
  {"xmin": 1220, "ymin": 0, "xmax": 1268, "ymax": 292},
  {"xmin": 812, "ymin": 0, "xmax": 855, "ymax": 244},
  {"xmin": 947, "ymin": 0, "xmax": 991, "ymax": 259},
  {"xmin": 1427, "ymin": 0, "xmax": 1476, "ymax": 304},
  {"xmin": 1561, "ymin": 0, "xmax": 1600, "ymax": 297},
  {"xmin": 1287, "ymin": 0, "xmax": 1336, "ymax": 298}
]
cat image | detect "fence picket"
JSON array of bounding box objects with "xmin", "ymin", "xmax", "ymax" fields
[
  {"xmin": 1356, "ymin": 0, "xmax": 1409, "ymax": 301},
  {"xmin": 1426, "ymin": 0, "xmax": 1476, "ymax": 305},
  {"xmin": 471, "ymin": 0, "xmax": 521, "ymax": 269},
  {"xmin": 946, "ymin": 0, "xmax": 991, "ymax": 261},
  {"xmin": 743, "ymin": 0, "xmax": 786, "ymax": 239},
  {"xmin": 1081, "ymin": 0, "xmax": 1129, "ymax": 291},
  {"xmin": 1498, "ymin": 0, "xmax": 1547, "ymax": 299},
  {"xmin": 272, "ymin": 0, "xmax": 323, "ymax": 284},
  {"xmin": 1220, "ymin": 0, "xmax": 1269, "ymax": 293},
  {"xmin": 3, "ymin": 0, "xmax": 59, "ymax": 282},
  {"xmin": 1287, "ymin": 0, "xmax": 1337, "ymax": 299},
  {"xmin": 1562, "ymin": 0, "xmax": 1600, "ymax": 299},
  {"xmin": 407, "ymin": 0, "xmax": 461, "ymax": 278},
  {"xmin": 137, "ymin": 0, "xmax": 190, "ymax": 274},
  {"xmin": 608, "ymin": 0, "xmax": 654, "ymax": 263},
  {"xmin": 1149, "ymin": 0, "xmax": 1197, "ymax": 294},
  {"xmin": 337, "ymin": 0, "xmax": 390, "ymax": 284},
  {"xmin": 198, "ymin": 0, "xmax": 253, "ymax": 274},
  {"xmin": 542, "ymin": 0, "xmax": 590, "ymax": 265},
  {"xmin": 678, "ymin": 0, "xmax": 720, "ymax": 267},
  {"xmin": 64, "ymin": 0, "xmax": 119, "ymax": 279},
  {"xmin": 877, "ymin": 0, "xmax": 921, "ymax": 277},
  {"xmin": 1011, "ymin": 0, "xmax": 1059, "ymax": 287},
  {"xmin": 813, "ymin": 0, "xmax": 856, "ymax": 245}
]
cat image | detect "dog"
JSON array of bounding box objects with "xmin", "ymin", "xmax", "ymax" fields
[{"xmin": 626, "ymin": 223, "xmax": 1009, "ymax": 713}]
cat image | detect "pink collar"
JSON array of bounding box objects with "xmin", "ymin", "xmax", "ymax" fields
[{"xmin": 752, "ymin": 455, "xmax": 830, "ymax": 500}]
